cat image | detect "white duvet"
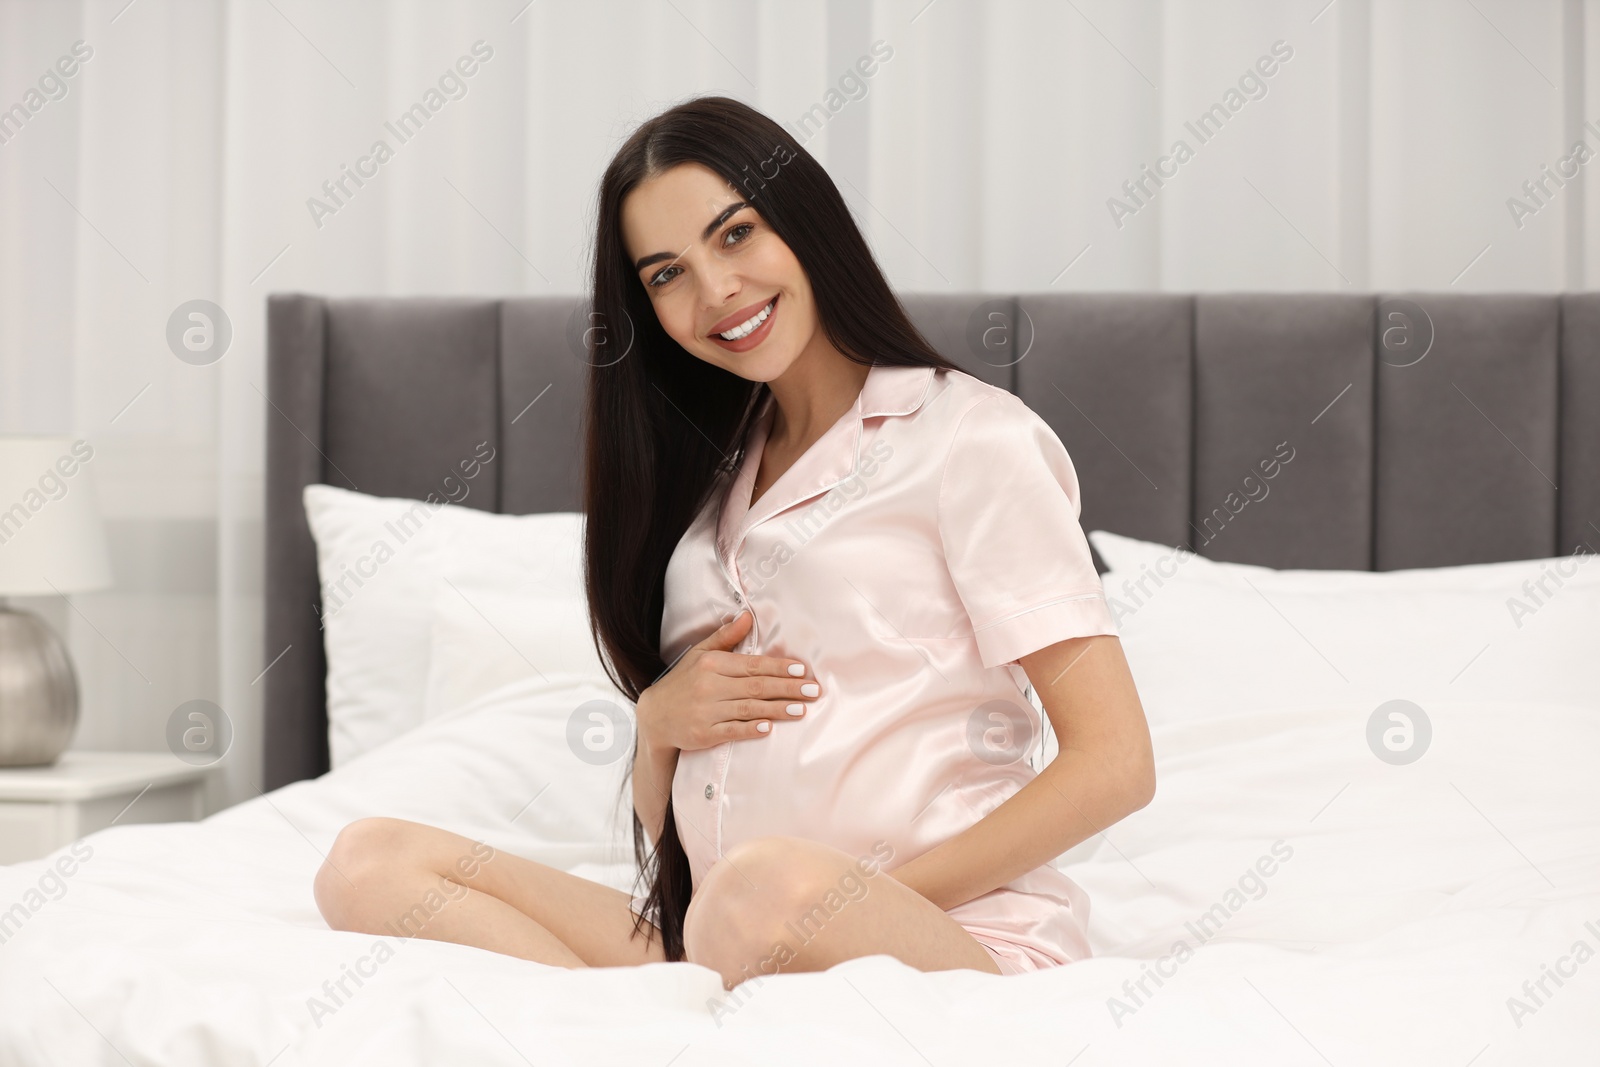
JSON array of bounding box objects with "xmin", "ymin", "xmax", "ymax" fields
[{"xmin": 1, "ymin": 678, "xmax": 1595, "ymax": 1065}]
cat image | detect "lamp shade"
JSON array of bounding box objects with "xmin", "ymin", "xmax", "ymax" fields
[{"xmin": 0, "ymin": 436, "xmax": 112, "ymax": 596}]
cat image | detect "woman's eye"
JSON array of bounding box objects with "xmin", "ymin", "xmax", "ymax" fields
[{"xmin": 647, "ymin": 224, "xmax": 754, "ymax": 288}]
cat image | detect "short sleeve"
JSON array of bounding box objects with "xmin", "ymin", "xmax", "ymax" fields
[{"xmin": 937, "ymin": 394, "xmax": 1118, "ymax": 669}]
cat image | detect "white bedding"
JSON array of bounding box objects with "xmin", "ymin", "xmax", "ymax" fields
[{"xmin": 2, "ymin": 681, "xmax": 1595, "ymax": 1064}]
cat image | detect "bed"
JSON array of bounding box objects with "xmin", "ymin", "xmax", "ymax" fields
[{"xmin": 0, "ymin": 291, "xmax": 1594, "ymax": 1064}]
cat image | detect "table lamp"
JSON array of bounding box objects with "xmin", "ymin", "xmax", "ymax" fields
[{"xmin": 0, "ymin": 436, "xmax": 112, "ymax": 766}]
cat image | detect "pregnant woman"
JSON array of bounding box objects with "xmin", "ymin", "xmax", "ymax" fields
[{"xmin": 315, "ymin": 95, "xmax": 1154, "ymax": 987}]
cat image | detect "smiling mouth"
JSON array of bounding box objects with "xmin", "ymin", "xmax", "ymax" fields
[{"xmin": 714, "ymin": 296, "xmax": 777, "ymax": 341}]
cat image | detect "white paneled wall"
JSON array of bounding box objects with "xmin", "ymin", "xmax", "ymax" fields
[{"xmin": 0, "ymin": 0, "xmax": 1592, "ymax": 810}]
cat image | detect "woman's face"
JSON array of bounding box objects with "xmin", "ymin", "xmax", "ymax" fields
[{"xmin": 622, "ymin": 162, "xmax": 816, "ymax": 384}]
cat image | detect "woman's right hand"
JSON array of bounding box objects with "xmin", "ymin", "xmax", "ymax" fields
[{"xmin": 636, "ymin": 610, "xmax": 821, "ymax": 754}]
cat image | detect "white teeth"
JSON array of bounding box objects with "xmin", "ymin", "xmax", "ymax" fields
[{"xmin": 718, "ymin": 298, "xmax": 775, "ymax": 340}]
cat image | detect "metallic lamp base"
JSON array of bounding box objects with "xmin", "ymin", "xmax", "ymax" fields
[{"xmin": 0, "ymin": 606, "xmax": 80, "ymax": 767}]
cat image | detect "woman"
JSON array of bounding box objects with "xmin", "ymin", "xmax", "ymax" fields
[{"xmin": 314, "ymin": 95, "xmax": 1155, "ymax": 987}]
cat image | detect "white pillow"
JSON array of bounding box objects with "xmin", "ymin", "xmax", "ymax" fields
[
  {"xmin": 1089, "ymin": 528, "xmax": 1600, "ymax": 592},
  {"xmin": 272, "ymin": 673, "xmax": 638, "ymax": 871},
  {"xmin": 1084, "ymin": 530, "xmax": 1600, "ymax": 725},
  {"xmin": 422, "ymin": 509, "xmax": 621, "ymax": 717},
  {"xmin": 303, "ymin": 483, "xmax": 613, "ymax": 767},
  {"xmin": 303, "ymin": 484, "xmax": 452, "ymax": 767}
]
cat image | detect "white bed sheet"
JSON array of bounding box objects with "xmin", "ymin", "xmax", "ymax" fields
[{"xmin": 1, "ymin": 687, "xmax": 1595, "ymax": 1065}]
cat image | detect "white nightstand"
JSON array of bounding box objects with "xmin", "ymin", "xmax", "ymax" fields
[{"xmin": 0, "ymin": 751, "xmax": 212, "ymax": 865}]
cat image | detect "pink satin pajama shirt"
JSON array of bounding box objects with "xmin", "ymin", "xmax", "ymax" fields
[{"xmin": 632, "ymin": 362, "xmax": 1119, "ymax": 976}]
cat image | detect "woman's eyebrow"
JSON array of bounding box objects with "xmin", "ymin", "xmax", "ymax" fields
[{"xmin": 634, "ymin": 200, "xmax": 749, "ymax": 273}]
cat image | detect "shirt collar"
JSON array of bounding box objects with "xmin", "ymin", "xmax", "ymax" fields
[
  {"xmin": 857, "ymin": 361, "xmax": 938, "ymax": 418},
  {"xmin": 747, "ymin": 361, "xmax": 935, "ymax": 424},
  {"xmin": 716, "ymin": 362, "xmax": 937, "ymax": 574}
]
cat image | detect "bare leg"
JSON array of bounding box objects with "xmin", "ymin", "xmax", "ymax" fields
[
  {"xmin": 314, "ymin": 817, "xmax": 667, "ymax": 969},
  {"xmin": 682, "ymin": 835, "xmax": 1002, "ymax": 989}
]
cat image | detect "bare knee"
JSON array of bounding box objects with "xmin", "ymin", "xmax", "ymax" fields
[
  {"xmin": 314, "ymin": 816, "xmax": 415, "ymax": 931},
  {"xmin": 683, "ymin": 836, "xmax": 839, "ymax": 981}
]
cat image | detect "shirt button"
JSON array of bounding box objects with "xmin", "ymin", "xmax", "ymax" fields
[{"xmin": 705, "ymin": 783, "xmax": 716, "ymax": 799}]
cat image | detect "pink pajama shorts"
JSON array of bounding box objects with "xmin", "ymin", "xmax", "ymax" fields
[{"xmin": 967, "ymin": 930, "xmax": 1067, "ymax": 976}]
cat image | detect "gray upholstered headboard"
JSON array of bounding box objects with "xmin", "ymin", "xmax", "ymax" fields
[{"xmin": 264, "ymin": 292, "xmax": 1600, "ymax": 788}]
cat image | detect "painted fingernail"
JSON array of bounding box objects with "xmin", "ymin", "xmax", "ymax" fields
[
  {"xmin": 788, "ymin": 663, "xmax": 806, "ymax": 676},
  {"xmin": 787, "ymin": 703, "xmax": 804, "ymax": 716},
  {"xmin": 801, "ymin": 683, "xmax": 819, "ymax": 697},
  {"xmin": 757, "ymin": 721, "xmax": 770, "ymax": 733}
]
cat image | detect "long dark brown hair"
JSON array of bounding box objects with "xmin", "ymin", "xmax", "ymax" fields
[{"xmin": 581, "ymin": 94, "xmax": 961, "ymax": 963}]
